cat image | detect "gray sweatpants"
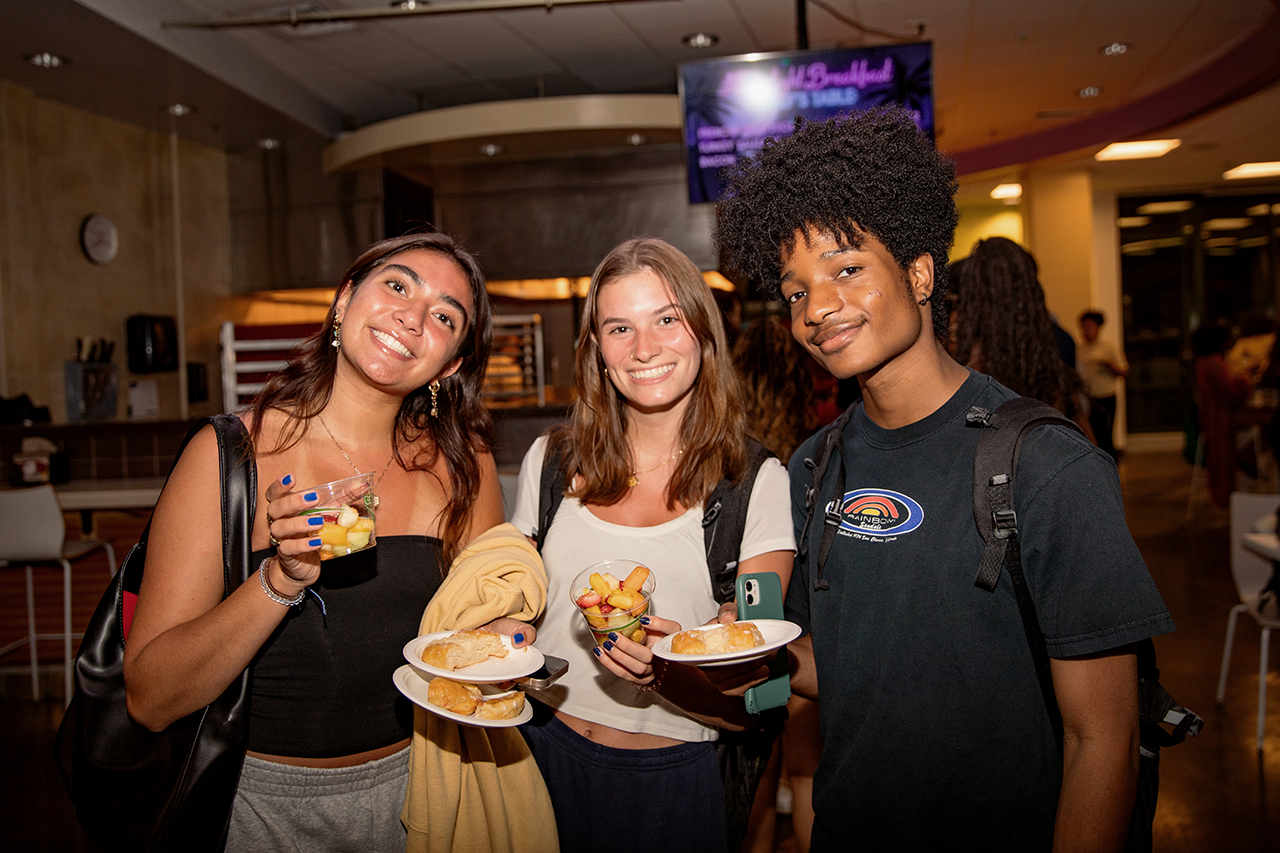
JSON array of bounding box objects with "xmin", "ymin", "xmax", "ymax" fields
[{"xmin": 226, "ymin": 747, "xmax": 409, "ymax": 853}]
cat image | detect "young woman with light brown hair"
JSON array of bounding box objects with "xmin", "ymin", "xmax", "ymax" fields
[{"xmin": 510, "ymin": 237, "xmax": 795, "ymax": 853}]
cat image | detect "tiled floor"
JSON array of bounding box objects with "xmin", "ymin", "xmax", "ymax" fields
[{"xmin": 1, "ymin": 449, "xmax": 1277, "ymax": 851}]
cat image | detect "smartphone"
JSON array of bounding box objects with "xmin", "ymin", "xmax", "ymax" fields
[
  {"xmin": 736, "ymin": 573, "xmax": 791, "ymax": 714},
  {"xmin": 519, "ymin": 655, "xmax": 569, "ymax": 690}
]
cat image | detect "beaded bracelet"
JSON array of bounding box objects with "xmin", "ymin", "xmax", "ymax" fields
[{"xmin": 259, "ymin": 557, "xmax": 306, "ymax": 606}]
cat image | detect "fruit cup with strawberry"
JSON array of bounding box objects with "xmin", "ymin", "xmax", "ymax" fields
[
  {"xmin": 298, "ymin": 472, "xmax": 378, "ymax": 561},
  {"xmin": 570, "ymin": 561, "xmax": 656, "ymax": 647}
]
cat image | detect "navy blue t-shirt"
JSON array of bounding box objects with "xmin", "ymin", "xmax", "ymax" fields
[{"xmin": 785, "ymin": 370, "xmax": 1174, "ymax": 852}]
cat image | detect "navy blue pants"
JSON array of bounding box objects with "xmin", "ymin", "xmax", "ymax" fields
[{"xmin": 519, "ymin": 703, "xmax": 727, "ymax": 853}]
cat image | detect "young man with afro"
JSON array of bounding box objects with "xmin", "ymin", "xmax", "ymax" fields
[{"xmin": 713, "ymin": 107, "xmax": 1173, "ymax": 852}]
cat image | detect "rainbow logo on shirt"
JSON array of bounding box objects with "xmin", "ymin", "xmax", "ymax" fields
[{"xmin": 830, "ymin": 488, "xmax": 924, "ymax": 536}]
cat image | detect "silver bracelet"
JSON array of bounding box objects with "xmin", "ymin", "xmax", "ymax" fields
[{"xmin": 259, "ymin": 557, "xmax": 306, "ymax": 606}]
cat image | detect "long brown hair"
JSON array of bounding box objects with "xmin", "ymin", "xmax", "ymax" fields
[
  {"xmin": 952, "ymin": 236, "xmax": 1086, "ymax": 417},
  {"xmin": 550, "ymin": 237, "xmax": 748, "ymax": 508},
  {"xmin": 249, "ymin": 229, "xmax": 494, "ymax": 565},
  {"xmin": 734, "ymin": 318, "xmax": 815, "ymax": 464}
]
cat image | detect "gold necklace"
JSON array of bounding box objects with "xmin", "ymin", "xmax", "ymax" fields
[
  {"xmin": 627, "ymin": 447, "xmax": 682, "ymax": 488},
  {"xmin": 315, "ymin": 415, "xmax": 397, "ymax": 505}
]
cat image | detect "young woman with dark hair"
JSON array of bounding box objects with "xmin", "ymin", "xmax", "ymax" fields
[
  {"xmin": 952, "ymin": 236, "xmax": 1095, "ymax": 440},
  {"xmin": 122, "ymin": 229, "xmax": 526, "ymax": 852},
  {"xmin": 510, "ymin": 237, "xmax": 795, "ymax": 853}
]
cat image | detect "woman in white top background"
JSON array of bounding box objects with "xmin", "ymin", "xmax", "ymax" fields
[{"xmin": 511, "ymin": 237, "xmax": 795, "ymax": 852}]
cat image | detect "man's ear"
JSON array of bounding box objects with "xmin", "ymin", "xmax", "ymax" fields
[{"xmin": 909, "ymin": 254, "xmax": 935, "ymax": 303}]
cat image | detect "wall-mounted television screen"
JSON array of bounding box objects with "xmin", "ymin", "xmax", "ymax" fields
[{"xmin": 679, "ymin": 42, "xmax": 934, "ymax": 205}]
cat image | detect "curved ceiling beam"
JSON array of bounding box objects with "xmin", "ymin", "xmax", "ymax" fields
[
  {"xmin": 323, "ymin": 94, "xmax": 681, "ymax": 172},
  {"xmin": 950, "ymin": 6, "xmax": 1280, "ymax": 175}
]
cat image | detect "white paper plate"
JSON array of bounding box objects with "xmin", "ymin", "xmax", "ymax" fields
[
  {"xmin": 393, "ymin": 666, "xmax": 533, "ymax": 727},
  {"xmin": 404, "ymin": 631, "xmax": 545, "ymax": 683},
  {"xmin": 651, "ymin": 619, "xmax": 803, "ymax": 667}
]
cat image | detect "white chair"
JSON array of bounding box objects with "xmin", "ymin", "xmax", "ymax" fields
[
  {"xmin": 1217, "ymin": 491, "xmax": 1280, "ymax": 750},
  {"xmin": 0, "ymin": 484, "xmax": 117, "ymax": 702}
]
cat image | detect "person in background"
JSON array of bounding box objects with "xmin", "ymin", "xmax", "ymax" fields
[
  {"xmin": 714, "ymin": 285, "xmax": 745, "ymax": 350},
  {"xmin": 1077, "ymin": 310, "xmax": 1128, "ymax": 462},
  {"xmin": 1193, "ymin": 320, "xmax": 1255, "ymax": 509},
  {"xmin": 510, "ymin": 237, "xmax": 796, "ymax": 853},
  {"xmin": 714, "ymin": 106, "xmax": 1173, "ymax": 851},
  {"xmin": 951, "ymin": 236, "xmax": 1095, "ymax": 443},
  {"xmin": 122, "ymin": 230, "xmax": 526, "ymax": 852},
  {"xmin": 732, "ymin": 317, "xmax": 823, "ymax": 853}
]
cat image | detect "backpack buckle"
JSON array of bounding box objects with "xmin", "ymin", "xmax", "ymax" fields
[
  {"xmin": 993, "ymin": 508, "xmax": 1018, "ymax": 540},
  {"xmin": 966, "ymin": 406, "xmax": 993, "ymax": 426}
]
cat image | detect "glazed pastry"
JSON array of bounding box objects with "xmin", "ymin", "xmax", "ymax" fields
[
  {"xmin": 421, "ymin": 629, "xmax": 508, "ymax": 671},
  {"xmin": 670, "ymin": 621, "xmax": 765, "ymax": 655},
  {"xmin": 426, "ymin": 677, "xmax": 483, "ymax": 716}
]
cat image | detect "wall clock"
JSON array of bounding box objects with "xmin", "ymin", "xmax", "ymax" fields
[{"xmin": 80, "ymin": 213, "xmax": 118, "ymax": 264}]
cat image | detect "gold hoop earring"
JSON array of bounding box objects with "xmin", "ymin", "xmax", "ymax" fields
[
  {"xmin": 331, "ymin": 321, "xmax": 342, "ymax": 348},
  {"xmin": 429, "ymin": 380, "xmax": 440, "ymax": 417}
]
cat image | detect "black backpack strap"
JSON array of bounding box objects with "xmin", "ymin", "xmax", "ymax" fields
[
  {"xmin": 798, "ymin": 403, "xmax": 857, "ymax": 592},
  {"xmin": 969, "ymin": 398, "xmax": 1082, "ymax": 592},
  {"xmin": 210, "ymin": 415, "xmax": 257, "ymax": 593},
  {"xmin": 968, "ymin": 398, "xmax": 1082, "ymax": 741},
  {"xmin": 702, "ymin": 438, "xmax": 775, "ymax": 605},
  {"xmin": 534, "ymin": 439, "xmax": 569, "ymax": 554}
]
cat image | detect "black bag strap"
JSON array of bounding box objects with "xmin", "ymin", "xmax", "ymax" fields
[
  {"xmin": 702, "ymin": 438, "xmax": 774, "ymax": 605},
  {"xmin": 118, "ymin": 415, "xmax": 255, "ymax": 638},
  {"xmin": 968, "ymin": 398, "xmax": 1081, "ymax": 739},
  {"xmin": 535, "ymin": 436, "xmax": 773, "ymax": 605},
  {"xmin": 798, "ymin": 403, "xmax": 857, "ymax": 591},
  {"xmin": 534, "ymin": 439, "xmax": 569, "ymax": 555},
  {"xmin": 969, "ymin": 397, "xmax": 1081, "ymax": 592}
]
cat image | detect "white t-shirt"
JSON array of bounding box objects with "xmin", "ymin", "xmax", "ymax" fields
[{"xmin": 511, "ymin": 435, "xmax": 796, "ymax": 742}]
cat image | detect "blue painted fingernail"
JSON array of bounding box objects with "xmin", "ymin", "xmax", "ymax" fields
[
  {"xmin": 308, "ymin": 516, "xmax": 324, "ymax": 526},
  {"xmin": 309, "ymin": 539, "xmax": 322, "ymax": 547},
  {"xmin": 593, "ymin": 647, "xmax": 602, "ymax": 657},
  {"xmin": 607, "ymin": 632, "xmax": 619, "ymax": 642},
  {"xmin": 513, "ymin": 632, "xmax": 524, "ymax": 644},
  {"xmin": 304, "ymin": 492, "xmax": 318, "ymax": 502},
  {"xmin": 603, "ymin": 640, "xmax": 614, "ymax": 651},
  {"xmin": 282, "ymin": 474, "xmax": 293, "ymax": 486},
  {"xmin": 639, "ymin": 616, "xmax": 650, "ymax": 626}
]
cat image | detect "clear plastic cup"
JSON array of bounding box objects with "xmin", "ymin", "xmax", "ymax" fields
[
  {"xmin": 569, "ymin": 560, "xmax": 656, "ymax": 646},
  {"xmin": 298, "ymin": 472, "xmax": 377, "ymax": 560}
]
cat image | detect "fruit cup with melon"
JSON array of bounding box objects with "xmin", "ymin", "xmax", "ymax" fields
[
  {"xmin": 570, "ymin": 561, "xmax": 656, "ymax": 647},
  {"xmin": 297, "ymin": 472, "xmax": 377, "ymax": 560}
]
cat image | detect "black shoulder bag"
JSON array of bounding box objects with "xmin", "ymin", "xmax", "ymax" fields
[{"xmin": 54, "ymin": 414, "xmax": 256, "ymax": 853}]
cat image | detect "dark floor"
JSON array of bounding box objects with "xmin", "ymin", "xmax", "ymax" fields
[{"xmin": 1, "ymin": 449, "xmax": 1277, "ymax": 851}]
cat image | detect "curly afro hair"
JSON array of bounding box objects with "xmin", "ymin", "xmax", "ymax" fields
[{"xmin": 716, "ymin": 106, "xmax": 959, "ymax": 340}]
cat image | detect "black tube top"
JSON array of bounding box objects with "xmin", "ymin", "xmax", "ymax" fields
[{"xmin": 245, "ymin": 536, "xmax": 444, "ymax": 758}]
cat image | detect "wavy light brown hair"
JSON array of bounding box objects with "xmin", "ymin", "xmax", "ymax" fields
[
  {"xmin": 548, "ymin": 237, "xmax": 749, "ymax": 508},
  {"xmin": 249, "ymin": 229, "xmax": 494, "ymax": 566}
]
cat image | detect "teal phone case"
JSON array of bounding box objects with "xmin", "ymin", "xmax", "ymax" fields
[{"xmin": 736, "ymin": 573, "xmax": 791, "ymax": 713}]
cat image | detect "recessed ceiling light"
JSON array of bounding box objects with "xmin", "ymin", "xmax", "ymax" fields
[
  {"xmin": 1224, "ymin": 161, "xmax": 1280, "ymax": 180},
  {"xmin": 1101, "ymin": 42, "xmax": 1130, "ymax": 56},
  {"xmin": 478, "ymin": 143, "xmax": 503, "ymax": 157},
  {"xmin": 166, "ymin": 103, "xmax": 193, "ymax": 117},
  {"xmin": 1117, "ymin": 216, "xmax": 1151, "ymax": 228},
  {"xmin": 25, "ymin": 52, "xmax": 68, "ymax": 68},
  {"xmin": 682, "ymin": 33, "xmax": 718, "ymax": 49},
  {"xmin": 1135, "ymin": 200, "xmax": 1193, "ymax": 215},
  {"xmin": 1246, "ymin": 203, "xmax": 1271, "ymax": 216},
  {"xmin": 625, "ymin": 134, "xmax": 647, "ymax": 146},
  {"xmin": 1095, "ymin": 139, "xmax": 1180, "ymax": 160},
  {"xmin": 257, "ymin": 138, "xmax": 281, "ymax": 150},
  {"xmin": 990, "ymin": 183, "xmax": 1022, "ymax": 200},
  {"xmin": 391, "ymin": 0, "xmax": 424, "ymax": 8},
  {"xmin": 1078, "ymin": 86, "xmax": 1101, "ymax": 98}
]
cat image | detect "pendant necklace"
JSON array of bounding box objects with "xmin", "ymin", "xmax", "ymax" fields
[
  {"xmin": 316, "ymin": 414, "xmax": 397, "ymax": 506},
  {"xmin": 627, "ymin": 447, "xmax": 682, "ymax": 488}
]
